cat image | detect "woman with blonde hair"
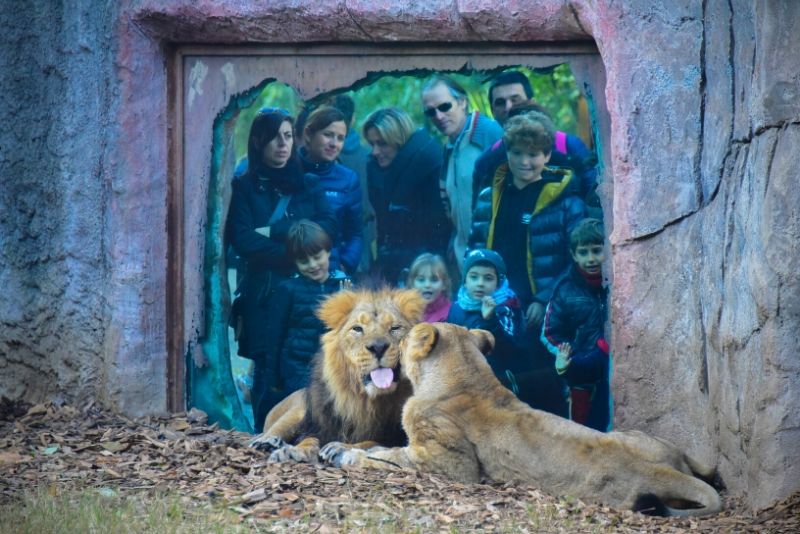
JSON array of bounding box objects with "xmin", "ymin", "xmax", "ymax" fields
[{"xmin": 363, "ymin": 107, "xmax": 450, "ymax": 285}]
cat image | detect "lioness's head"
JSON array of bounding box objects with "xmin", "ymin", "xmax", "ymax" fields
[
  {"xmin": 317, "ymin": 288, "xmax": 425, "ymax": 398},
  {"xmin": 400, "ymin": 322, "xmax": 494, "ymax": 390}
]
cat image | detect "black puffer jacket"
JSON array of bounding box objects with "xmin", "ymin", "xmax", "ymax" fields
[
  {"xmin": 226, "ymin": 161, "xmax": 338, "ymax": 357},
  {"xmin": 470, "ymin": 164, "xmax": 587, "ymax": 306},
  {"xmin": 540, "ymin": 264, "xmax": 608, "ymax": 385},
  {"xmin": 262, "ymin": 270, "xmax": 351, "ymax": 397},
  {"xmin": 368, "ymin": 128, "xmax": 450, "ymax": 282}
]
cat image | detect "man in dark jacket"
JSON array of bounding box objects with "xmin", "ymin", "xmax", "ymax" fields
[{"xmin": 541, "ymin": 218, "xmax": 610, "ymax": 431}]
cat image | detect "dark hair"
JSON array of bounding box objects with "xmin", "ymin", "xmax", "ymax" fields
[
  {"xmin": 569, "ymin": 218, "xmax": 604, "ymax": 252},
  {"xmin": 246, "ymin": 110, "xmax": 294, "ymax": 173},
  {"xmin": 422, "ymin": 75, "xmax": 468, "ymax": 102},
  {"xmin": 287, "ymin": 219, "xmax": 332, "ymax": 261},
  {"xmin": 303, "ymin": 106, "xmax": 347, "ymax": 139},
  {"xmin": 508, "ymin": 100, "xmax": 550, "ymax": 119},
  {"xmin": 489, "ymin": 71, "xmax": 534, "ymax": 103},
  {"xmin": 328, "ymin": 94, "xmax": 355, "ymax": 125}
]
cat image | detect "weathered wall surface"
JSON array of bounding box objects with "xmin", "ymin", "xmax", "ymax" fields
[
  {"xmin": 0, "ymin": 3, "xmax": 117, "ymax": 407},
  {"xmin": 1, "ymin": 0, "xmax": 797, "ymax": 508}
]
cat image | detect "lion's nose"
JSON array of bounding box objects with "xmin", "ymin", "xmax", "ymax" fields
[{"xmin": 366, "ymin": 339, "xmax": 389, "ymax": 358}]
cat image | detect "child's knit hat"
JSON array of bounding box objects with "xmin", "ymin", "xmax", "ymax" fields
[{"xmin": 463, "ymin": 249, "xmax": 507, "ymax": 281}]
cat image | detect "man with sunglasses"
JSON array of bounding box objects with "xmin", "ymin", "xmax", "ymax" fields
[{"xmin": 421, "ymin": 75, "xmax": 502, "ymax": 272}]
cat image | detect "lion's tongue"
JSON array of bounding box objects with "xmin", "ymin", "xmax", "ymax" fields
[{"xmin": 370, "ymin": 368, "xmax": 394, "ymax": 389}]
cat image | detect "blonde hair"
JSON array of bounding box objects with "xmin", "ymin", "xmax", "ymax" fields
[
  {"xmin": 362, "ymin": 107, "xmax": 415, "ymax": 148},
  {"xmin": 406, "ymin": 253, "xmax": 451, "ymax": 295}
]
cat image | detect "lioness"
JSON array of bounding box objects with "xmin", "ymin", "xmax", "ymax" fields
[
  {"xmin": 250, "ymin": 288, "xmax": 424, "ymax": 462},
  {"xmin": 321, "ymin": 322, "xmax": 722, "ymax": 517}
]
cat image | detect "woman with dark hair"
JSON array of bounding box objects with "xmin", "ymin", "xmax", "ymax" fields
[
  {"xmin": 362, "ymin": 107, "xmax": 450, "ymax": 285},
  {"xmin": 298, "ymin": 105, "xmax": 363, "ymax": 275},
  {"xmin": 227, "ymin": 110, "xmax": 337, "ymax": 431}
]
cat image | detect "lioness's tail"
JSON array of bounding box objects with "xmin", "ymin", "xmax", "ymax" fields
[{"xmin": 644, "ymin": 471, "xmax": 722, "ymax": 517}]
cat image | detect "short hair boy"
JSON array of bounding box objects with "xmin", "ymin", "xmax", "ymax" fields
[
  {"xmin": 447, "ymin": 249, "xmax": 523, "ymax": 392},
  {"xmin": 252, "ymin": 220, "xmax": 351, "ymax": 432},
  {"xmin": 540, "ymin": 218, "xmax": 610, "ymax": 431}
]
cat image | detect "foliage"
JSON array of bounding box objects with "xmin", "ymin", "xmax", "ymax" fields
[{"xmin": 232, "ymin": 65, "xmax": 583, "ymax": 160}]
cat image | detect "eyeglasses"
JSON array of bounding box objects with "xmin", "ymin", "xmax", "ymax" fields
[{"xmin": 423, "ymin": 102, "xmax": 454, "ymax": 117}]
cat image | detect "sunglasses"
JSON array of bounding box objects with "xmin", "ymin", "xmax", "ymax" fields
[{"xmin": 423, "ymin": 101, "xmax": 454, "ymax": 117}]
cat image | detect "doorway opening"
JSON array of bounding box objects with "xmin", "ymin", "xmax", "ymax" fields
[{"xmin": 169, "ymin": 45, "xmax": 610, "ymax": 431}]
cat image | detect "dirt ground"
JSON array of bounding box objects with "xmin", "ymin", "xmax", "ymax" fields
[{"xmin": 0, "ymin": 399, "xmax": 797, "ymax": 533}]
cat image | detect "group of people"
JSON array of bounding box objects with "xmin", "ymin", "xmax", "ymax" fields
[{"xmin": 226, "ymin": 70, "xmax": 610, "ymax": 434}]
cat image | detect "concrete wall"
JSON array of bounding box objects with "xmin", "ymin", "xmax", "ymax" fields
[{"xmin": 1, "ymin": 0, "xmax": 797, "ymax": 508}]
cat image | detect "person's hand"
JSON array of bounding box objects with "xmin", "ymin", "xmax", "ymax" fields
[
  {"xmin": 255, "ymin": 226, "xmax": 271, "ymax": 238},
  {"xmin": 481, "ymin": 296, "xmax": 497, "ymax": 320},
  {"xmin": 524, "ymin": 301, "xmax": 545, "ymax": 330},
  {"xmin": 555, "ymin": 342, "xmax": 572, "ymax": 374}
]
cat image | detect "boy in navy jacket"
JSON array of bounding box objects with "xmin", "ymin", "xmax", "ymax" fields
[
  {"xmin": 447, "ymin": 249, "xmax": 522, "ymax": 391},
  {"xmin": 253, "ymin": 219, "xmax": 352, "ymax": 431},
  {"xmin": 541, "ymin": 218, "xmax": 610, "ymax": 431}
]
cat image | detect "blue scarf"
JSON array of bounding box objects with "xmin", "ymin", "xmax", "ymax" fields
[{"xmin": 456, "ymin": 279, "xmax": 517, "ymax": 312}]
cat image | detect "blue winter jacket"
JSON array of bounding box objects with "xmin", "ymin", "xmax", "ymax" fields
[
  {"xmin": 300, "ymin": 148, "xmax": 364, "ymax": 273},
  {"xmin": 469, "ymin": 165, "xmax": 587, "ymax": 306}
]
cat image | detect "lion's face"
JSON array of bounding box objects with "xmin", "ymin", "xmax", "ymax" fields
[{"xmin": 317, "ymin": 289, "xmax": 425, "ymax": 398}]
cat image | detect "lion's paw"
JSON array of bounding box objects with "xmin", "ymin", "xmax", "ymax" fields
[
  {"xmin": 320, "ymin": 442, "xmax": 366, "ymax": 468},
  {"xmin": 267, "ymin": 444, "xmax": 316, "ymax": 463},
  {"xmin": 249, "ymin": 435, "xmax": 286, "ymax": 452}
]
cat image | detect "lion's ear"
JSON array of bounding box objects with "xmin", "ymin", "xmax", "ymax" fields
[
  {"xmin": 405, "ymin": 323, "xmax": 439, "ymax": 361},
  {"xmin": 393, "ymin": 289, "xmax": 426, "ymax": 323},
  {"xmin": 469, "ymin": 329, "xmax": 495, "ymax": 355},
  {"xmin": 316, "ymin": 291, "xmax": 360, "ymax": 329}
]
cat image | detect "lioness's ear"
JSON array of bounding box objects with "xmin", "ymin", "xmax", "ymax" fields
[
  {"xmin": 405, "ymin": 323, "xmax": 438, "ymax": 361},
  {"xmin": 316, "ymin": 291, "xmax": 360, "ymax": 329},
  {"xmin": 393, "ymin": 289, "xmax": 426, "ymax": 323},
  {"xmin": 469, "ymin": 329, "xmax": 495, "ymax": 355}
]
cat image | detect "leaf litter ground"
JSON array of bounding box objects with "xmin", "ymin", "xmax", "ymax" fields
[{"xmin": 0, "ymin": 399, "xmax": 797, "ymax": 533}]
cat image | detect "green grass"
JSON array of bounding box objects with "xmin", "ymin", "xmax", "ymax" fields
[{"xmin": 0, "ymin": 488, "xmax": 251, "ymax": 534}]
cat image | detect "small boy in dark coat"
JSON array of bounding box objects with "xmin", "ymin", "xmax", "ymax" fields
[
  {"xmin": 447, "ymin": 249, "xmax": 522, "ymax": 390},
  {"xmin": 253, "ymin": 219, "xmax": 352, "ymax": 431},
  {"xmin": 541, "ymin": 218, "xmax": 610, "ymax": 431}
]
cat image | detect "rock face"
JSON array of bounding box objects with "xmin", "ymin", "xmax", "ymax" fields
[{"xmin": 1, "ymin": 0, "xmax": 797, "ymax": 509}]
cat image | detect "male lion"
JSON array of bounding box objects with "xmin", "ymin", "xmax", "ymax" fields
[
  {"xmin": 250, "ymin": 288, "xmax": 424, "ymax": 462},
  {"xmin": 321, "ymin": 322, "xmax": 722, "ymax": 517}
]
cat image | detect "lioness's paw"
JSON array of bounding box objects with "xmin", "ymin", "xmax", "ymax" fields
[
  {"xmin": 249, "ymin": 435, "xmax": 286, "ymax": 452},
  {"xmin": 320, "ymin": 442, "xmax": 366, "ymax": 468},
  {"xmin": 268, "ymin": 444, "xmax": 316, "ymax": 463}
]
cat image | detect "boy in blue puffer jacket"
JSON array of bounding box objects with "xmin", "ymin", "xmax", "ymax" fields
[{"xmin": 541, "ymin": 218, "xmax": 610, "ymax": 431}]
